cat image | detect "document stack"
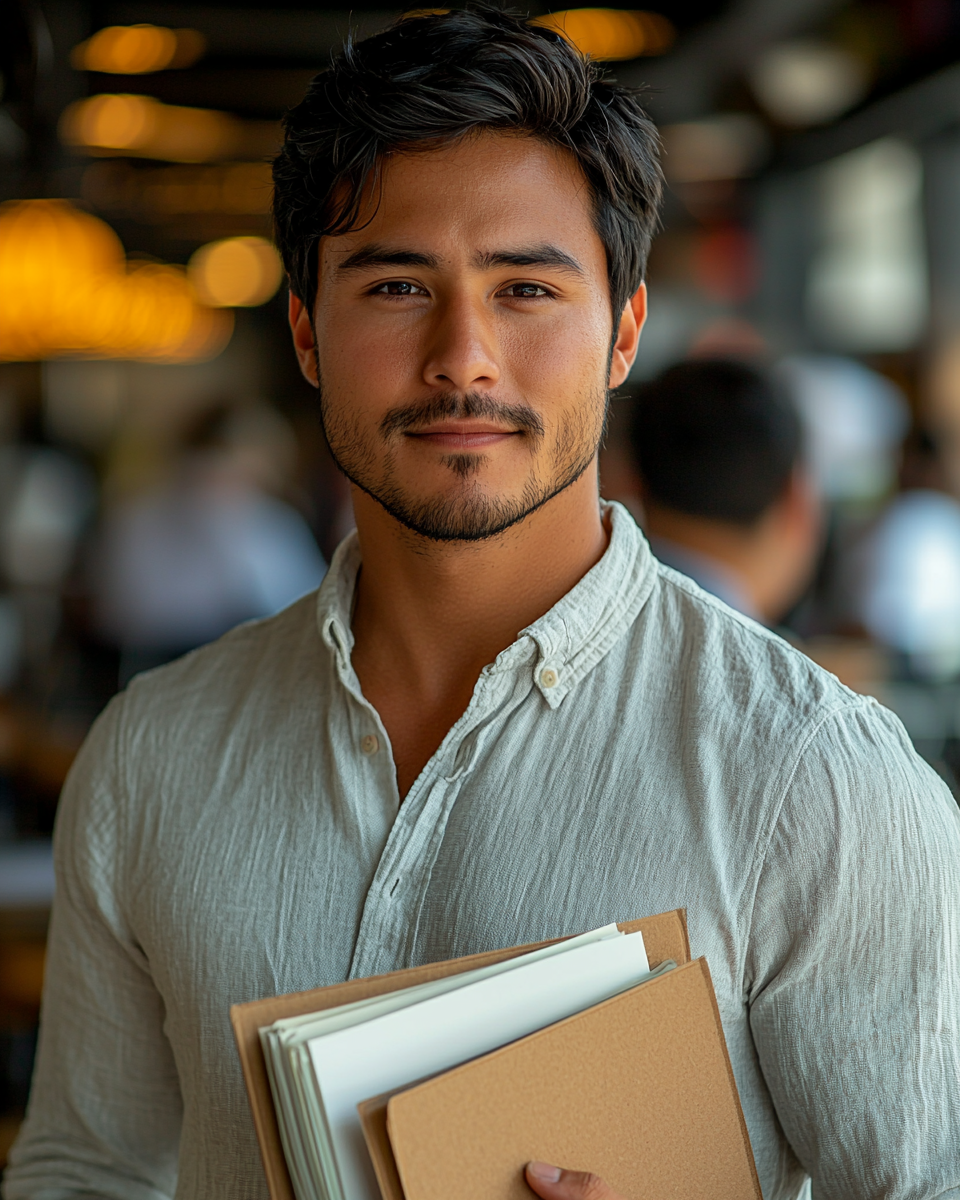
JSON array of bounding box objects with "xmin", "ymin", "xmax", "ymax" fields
[{"xmin": 232, "ymin": 911, "xmax": 763, "ymax": 1200}]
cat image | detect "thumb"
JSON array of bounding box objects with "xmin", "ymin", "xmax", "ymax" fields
[{"xmin": 525, "ymin": 1161, "xmax": 625, "ymax": 1200}]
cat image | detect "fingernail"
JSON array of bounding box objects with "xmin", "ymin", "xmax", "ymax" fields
[{"xmin": 527, "ymin": 1162, "xmax": 562, "ymax": 1183}]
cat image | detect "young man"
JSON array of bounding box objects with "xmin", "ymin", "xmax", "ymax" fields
[{"xmin": 6, "ymin": 10, "xmax": 960, "ymax": 1200}]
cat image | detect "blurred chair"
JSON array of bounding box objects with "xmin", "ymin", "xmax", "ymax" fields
[
  {"xmin": 92, "ymin": 403, "xmax": 326, "ymax": 683},
  {"xmin": 630, "ymin": 358, "xmax": 821, "ymax": 625}
]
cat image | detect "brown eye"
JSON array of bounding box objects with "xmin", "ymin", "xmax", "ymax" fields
[
  {"xmin": 503, "ymin": 283, "xmax": 549, "ymax": 298},
  {"xmin": 376, "ymin": 281, "xmax": 425, "ymax": 296}
]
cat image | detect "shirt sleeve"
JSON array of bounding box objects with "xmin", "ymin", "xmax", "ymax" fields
[
  {"xmin": 2, "ymin": 696, "xmax": 182, "ymax": 1200},
  {"xmin": 746, "ymin": 697, "xmax": 960, "ymax": 1198}
]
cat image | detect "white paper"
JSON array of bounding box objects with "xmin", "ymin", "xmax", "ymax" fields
[
  {"xmin": 260, "ymin": 923, "xmax": 626, "ymax": 1200},
  {"xmin": 308, "ymin": 931, "xmax": 650, "ymax": 1200}
]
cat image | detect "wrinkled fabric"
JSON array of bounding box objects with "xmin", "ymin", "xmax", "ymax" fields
[{"xmin": 5, "ymin": 502, "xmax": 960, "ymax": 1200}]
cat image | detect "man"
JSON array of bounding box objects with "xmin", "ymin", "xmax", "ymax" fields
[
  {"xmin": 630, "ymin": 358, "xmax": 820, "ymax": 624},
  {"xmin": 5, "ymin": 9, "xmax": 960, "ymax": 1200}
]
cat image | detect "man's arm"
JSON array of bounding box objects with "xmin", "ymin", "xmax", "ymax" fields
[
  {"xmin": 747, "ymin": 699, "xmax": 960, "ymax": 1196},
  {"xmin": 2, "ymin": 698, "xmax": 182, "ymax": 1200}
]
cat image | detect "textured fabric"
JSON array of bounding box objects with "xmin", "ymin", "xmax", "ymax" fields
[
  {"xmin": 646, "ymin": 532, "xmax": 759, "ymax": 619},
  {"xmin": 5, "ymin": 503, "xmax": 960, "ymax": 1200}
]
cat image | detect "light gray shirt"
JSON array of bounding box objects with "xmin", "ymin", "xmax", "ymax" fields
[{"xmin": 5, "ymin": 503, "xmax": 960, "ymax": 1200}]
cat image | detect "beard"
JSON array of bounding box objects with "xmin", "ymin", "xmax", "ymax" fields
[{"xmin": 319, "ymin": 385, "xmax": 605, "ymax": 543}]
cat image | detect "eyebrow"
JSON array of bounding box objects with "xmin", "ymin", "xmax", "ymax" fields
[
  {"xmin": 334, "ymin": 242, "xmax": 585, "ymax": 278},
  {"xmin": 335, "ymin": 246, "xmax": 442, "ymax": 274},
  {"xmin": 474, "ymin": 245, "xmax": 585, "ymax": 277}
]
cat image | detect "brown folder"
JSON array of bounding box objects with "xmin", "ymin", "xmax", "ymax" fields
[
  {"xmin": 230, "ymin": 911, "xmax": 697, "ymax": 1200},
  {"xmin": 368, "ymin": 957, "xmax": 761, "ymax": 1200}
]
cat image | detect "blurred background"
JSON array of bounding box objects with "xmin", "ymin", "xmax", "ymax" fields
[{"xmin": 2, "ymin": 0, "xmax": 960, "ymax": 1161}]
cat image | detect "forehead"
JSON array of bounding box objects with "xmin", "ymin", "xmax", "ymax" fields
[{"xmin": 320, "ymin": 132, "xmax": 606, "ymax": 277}]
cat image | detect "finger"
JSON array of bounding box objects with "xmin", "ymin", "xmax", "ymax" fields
[{"xmin": 524, "ymin": 1161, "xmax": 625, "ymax": 1200}]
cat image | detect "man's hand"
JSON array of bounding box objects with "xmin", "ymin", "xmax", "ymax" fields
[{"xmin": 525, "ymin": 1161, "xmax": 627, "ymax": 1200}]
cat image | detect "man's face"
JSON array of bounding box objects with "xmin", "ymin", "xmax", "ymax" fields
[{"xmin": 292, "ymin": 132, "xmax": 644, "ymax": 541}]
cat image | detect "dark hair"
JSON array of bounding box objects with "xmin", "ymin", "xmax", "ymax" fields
[
  {"xmin": 273, "ymin": 6, "xmax": 662, "ymax": 321},
  {"xmin": 630, "ymin": 359, "xmax": 802, "ymax": 526}
]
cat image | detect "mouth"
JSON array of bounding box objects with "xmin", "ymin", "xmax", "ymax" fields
[{"xmin": 405, "ymin": 422, "xmax": 520, "ymax": 450}]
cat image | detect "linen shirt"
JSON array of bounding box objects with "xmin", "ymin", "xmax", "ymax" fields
[{"xmin": 6, "ymin": 503, "xmax": 960, "ymax": 1200}]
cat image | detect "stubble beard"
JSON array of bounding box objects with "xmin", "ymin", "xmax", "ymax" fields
[{"xmin": 319, "ymin": 384, "xmax": 606, "ymax": 543}]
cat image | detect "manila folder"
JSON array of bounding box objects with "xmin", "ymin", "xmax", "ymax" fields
[
  {"xmin": 375, "ymin": 957, "xmax": 761, "ymax": 1200},
  {"xmin": 232, "ymin": 911, "xmax": 689, "ymax": 1200}
]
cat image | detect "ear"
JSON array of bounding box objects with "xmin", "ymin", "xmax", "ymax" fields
[
  {"xmin": 289, "ymin": 292, "xmax": 319, "ymax": 389},
  {"xmin": 608, "ymin": 283, "xmax": 647, "ymax": 389}
]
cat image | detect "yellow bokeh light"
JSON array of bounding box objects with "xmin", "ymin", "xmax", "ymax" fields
[
  {"xmin": 61, "ymin": 95, "xmax": 243, "ymax": 163},
  {"xmin": 531, "ymin": 9, "xmax": 674, "ymax": 60},
  {"xmin": 65, "ymin": 93, "xmax": 160, "ymax": 150},
  {"xmin": 189, "ymin": 237, "xmax": 284, "ymax": 307},
  {"xmin": 71, "ymin": 24, "xmax": 206, "ymax": 74},
  {"xmin": 0, "ymin": 199, "xmax": 232, "ymax": 363}
]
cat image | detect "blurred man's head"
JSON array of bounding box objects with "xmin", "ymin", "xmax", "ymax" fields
[
  {"xmin": 630, "ymin": 358, "xmax": 820, "ymax": 623},
  {"xmin": 273, "ymin": 7, "xmax": 661, "ymax": 542}
]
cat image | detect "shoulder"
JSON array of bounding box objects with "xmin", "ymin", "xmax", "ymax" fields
[
  {"xmin": 106, "ymin": 590, "xmax": 324, "ymax": 768},
  {"xmin": 640, "ymin": 561, "xmax": 864, "ymax": 729},
  {"xmin": 631, "ymin": 562, "xmax": 955, "ymax": 822}
]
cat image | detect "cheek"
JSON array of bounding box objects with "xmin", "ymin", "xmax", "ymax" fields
[
  {"xmin": 503, "ymin": 304, "xmax": 611, "ymax": 398},
  {"xmin": 317, "ymin": 310, "xmax": 420, "ymax": 419}
]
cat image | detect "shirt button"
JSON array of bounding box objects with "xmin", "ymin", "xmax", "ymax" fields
[
  {"xmin": 540, "ymin": 668, "xmax": 559, "ymax": 689},
  {"xmin": 360, "ymin": 734, "xmax": 379, "ymax": 755}
]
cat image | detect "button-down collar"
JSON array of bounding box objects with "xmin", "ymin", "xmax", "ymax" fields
[{"xmin": 315, "ymin": 502, "xmax": 658, "ymax": 710}]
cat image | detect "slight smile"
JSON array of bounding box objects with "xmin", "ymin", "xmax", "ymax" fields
[{"xmin": 406, "ymin": 422, "xmax": 521, "ymax": 450}]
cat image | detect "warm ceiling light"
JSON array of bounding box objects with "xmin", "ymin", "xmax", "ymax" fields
[
  {"xmin": 71, "ymin": 24, "xmax": 206, "ymax": 74},
  {"xmin": 531, "ymin": 9, "xmax": 674, "ymax": 60},
  {"xmin": 60, "ymin": 95, "xmax": 245, "ymax": 162},
  {"xmin": 63, "ymin": 93, "xmax": 161, "ymax": 151},
  {"xmin": 0, "ymin": 199, "xmax": 232, "ymax": 363},
  {"xmin": 188, "ymin": 237, "xmax": 284, "ymax": 307}
]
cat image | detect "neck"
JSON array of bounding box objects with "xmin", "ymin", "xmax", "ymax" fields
[{"xmin": 349, "ymin": 466, "xmax": 608, "ymax": 797}]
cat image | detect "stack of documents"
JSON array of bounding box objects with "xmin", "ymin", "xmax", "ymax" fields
[
  {"xmin": 258, "ymin": 924, "xmax": 654, "ymax": 1200},
  {"xmin": 232, "ymin": 911, "xmax": 763, "ymax": 1200}
]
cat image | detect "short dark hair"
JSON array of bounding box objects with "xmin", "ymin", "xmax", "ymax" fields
[
  {"xmin": 273, "ymin": 6, "xmax": 662, "ymax": 321},
  {"xmin": 630, "ymin": 359, "xmax": 802, "ymax": 526}
]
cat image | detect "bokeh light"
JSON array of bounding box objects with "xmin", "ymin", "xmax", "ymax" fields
[
  {"xmin": 188, "ymin": 237, "xmax": 284, "ymax": 307},
  {"xmin": 71, "ymin": 25, "xmax": 206, "ymax": 74},
  {"xmin": 0, "ymin": 199, "xmax": 232, "ymax": 363},
  {"xmin": 60, "ymin": 95, "xmax": 250, "ymax": 163},
  {"xmin": 749, "ymin": 40, "xmax": 869, "ymax": 127},
  {"xmin": 531, "ymin": 9, "xmax": 674, "ymax": 60}
]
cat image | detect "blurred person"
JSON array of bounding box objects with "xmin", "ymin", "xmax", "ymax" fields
[
  {"xmin": 631, "ymin": 359, "xmax": 820, "ymax": 624},
  {"xmin": 92, "ymin": 403, "xmax": 326, "ymax": 680},
  {"xmin": 7, "ymin": 11, "xmax": 960, "ymax": 1200}
]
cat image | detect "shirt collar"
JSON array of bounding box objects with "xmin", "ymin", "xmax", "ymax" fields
[{"xmin": 315, "ymin": 501, "xmax": 657, "ymax": 709}]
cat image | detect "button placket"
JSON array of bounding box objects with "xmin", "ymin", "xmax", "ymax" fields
[{"xmin": 347, "ymin": 670, "xmax": 515, "ymax": 979}]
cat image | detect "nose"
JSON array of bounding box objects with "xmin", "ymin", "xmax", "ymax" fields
[{"xmin": 422, "ymin": 293, "xmax": 501, "ymax": 392}]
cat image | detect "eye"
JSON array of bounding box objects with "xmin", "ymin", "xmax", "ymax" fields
[
  {"xmin": 374, "ymin": 280, "xmax": 427, "ymax": 296},
  {"xmin": 500, "ymin": 283, "xmax": 551, "ymax": 299}
]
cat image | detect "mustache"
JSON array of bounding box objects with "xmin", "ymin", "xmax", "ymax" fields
[{"xmin": 379, "ymin": 391, "xmax": 545, "ymax": 440}]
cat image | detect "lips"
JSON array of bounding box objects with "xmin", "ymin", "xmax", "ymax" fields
[{"xmin": 407, "ymin": 424, "xmax": 518, "ymax": 449}]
